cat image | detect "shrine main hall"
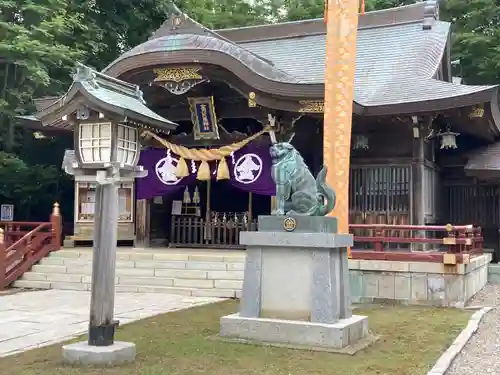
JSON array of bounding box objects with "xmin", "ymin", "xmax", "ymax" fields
[{"xmin": 22, "ymin": 2, "xmax": 500, "ymax": 257}]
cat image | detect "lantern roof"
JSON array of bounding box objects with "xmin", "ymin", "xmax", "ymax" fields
[{"xmin": 24, "ymin": 63, "xmax": 177, "ymax": 133}]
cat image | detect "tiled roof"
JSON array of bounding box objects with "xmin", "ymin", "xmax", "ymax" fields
[
  {"xmin": 112, "ymin": 34, "xmax": 299, "ymax": 84},
  {"xmin": 465, "ymin": 142, "xmax": 500, "ymax": 172},
  {"xmin": 239, "ymin": 20, "xmax": 495, "ymax": 108},
  {"xmin": 31, "ymin": 1, "xmax": 500, "ymax": 119},
  {"xmin": 102, "ymin": 1, "xmax": 497, "ymax": 111},
  {"xmin": 34, "ymin": 64, "xmax": 177, "ymax": 131}
]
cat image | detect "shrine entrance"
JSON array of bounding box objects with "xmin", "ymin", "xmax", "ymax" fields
[
  {"xmin": 149, "ymin": 180, "xmax": 271, "ymax": 248},
  {"xmin": 140, "ymin": 114, "xmax": 323, "ymax": 249},
  {"xmin": 140, "ymin": 128, "xmax": 276, "ymax": 248}
]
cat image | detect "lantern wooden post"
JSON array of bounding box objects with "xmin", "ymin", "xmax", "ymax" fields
[
  {"xmin": 88, "ymin": 171, "xmax": 119, "ymax": 346},
  {"xmin": 324, "ymin": 0, "xmax": 360, "ymax": 257}
]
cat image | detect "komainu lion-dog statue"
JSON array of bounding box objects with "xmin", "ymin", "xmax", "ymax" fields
[{"xmin": 270, "ymin": 142, "xmax": 336, "ymax": 216}]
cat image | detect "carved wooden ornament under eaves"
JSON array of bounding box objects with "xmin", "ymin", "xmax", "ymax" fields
[
  {"xmin": 298, "ymin": 100, "xmax": 325, "ymax": 113},
  {"xmin": 152, "ymin": 66, "xmax": 207, "ymax": 96}
]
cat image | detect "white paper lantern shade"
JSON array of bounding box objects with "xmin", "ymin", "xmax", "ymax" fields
[
  {"xmin": 116, "ymin": 123, "xmax": 139, "ymax": 168},
  {"xmin": 76, "ymin": 122, "xmax": 139, "ymax": 169},
  {"xmin": 78, "ymin": 122, "xmax": 112, "ymax": 164}
]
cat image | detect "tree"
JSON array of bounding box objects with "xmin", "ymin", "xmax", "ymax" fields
[
  {"xmin": 364, "ymin": 0, "xmax": 500, "ymax": 85},
  {"xmin": 0, "ymin": 0, "xmax": 87, "ymax": 219},
  {"xmin": 66, "ymin": 0, "xmax": 276, "ymax": 72},
  {"xmin": 439, "ymin": 0, "xmax": 500, "ymax": 85},
  {"xmin": 0, "ymin": 0, "xmax": 88, "ymax": 150},
  {"xmin": 0, "ymin": 151, "xmax": 59, "ymax": 220},
  {"xmin": 365, "ymin": 0, "xmax": 412, "ymax": 11}
]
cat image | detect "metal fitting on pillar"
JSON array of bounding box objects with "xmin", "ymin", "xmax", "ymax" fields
[{"xmin": 88, "ymin": 320, "xmax": 120, "ymax": 346}]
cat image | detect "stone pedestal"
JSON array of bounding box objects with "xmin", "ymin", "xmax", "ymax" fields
[
  {"xmin": 220, "ymin": 216, "xmax": 370, "ymax": 352},
  {"xmin": 62, "ymin": 341, "xmax": 136, "ymax": 366}
]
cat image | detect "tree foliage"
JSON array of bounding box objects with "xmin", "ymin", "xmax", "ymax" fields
[
  {"xmin": 439, "ymin": 0, "xmax": 500, "ymax": 84},
  {"xmin": 0, "ymin": 0, "xmax": 88, "ymax": 219},
  {"xmin": 0, "ymin": 0, "xmax": 87, "ymax": 132},
  {"xmin": 364, "ymin": 0, "xmax": 500, "ymax": 85}
]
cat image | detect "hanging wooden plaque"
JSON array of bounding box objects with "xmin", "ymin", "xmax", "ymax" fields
[{"xmin": 188, "ymin": 96, "xmax": 220, "ymax": 140}]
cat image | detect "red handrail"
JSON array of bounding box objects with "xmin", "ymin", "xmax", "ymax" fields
[
  {"xmin": 1, "ymin": 203, "xmax": 62, "ymax": 290},
  {"xmin": 349, "ymin": 223, "xmax": 483, "ymax": 254}
]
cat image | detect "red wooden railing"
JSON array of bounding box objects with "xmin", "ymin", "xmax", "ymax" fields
[
  {"xmin": 349, "ymin": 224, "xmax": 483, "ymax": 263},
  {"xmin": 0, "ymin": 203, "xmax": 62, "ymax": 290}
]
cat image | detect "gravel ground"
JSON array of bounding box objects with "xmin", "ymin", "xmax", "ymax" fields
[{"xmin": 446, "ymin": 283, "xmax": 500, "ymax": 375}]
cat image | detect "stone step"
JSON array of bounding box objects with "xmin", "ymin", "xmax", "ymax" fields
[
  {"xmin": 21, "ymin": 271, "xmax": 243, "ymax": 289},
  {"xmin": 47, "ymin": 249, "xmax": 245, "ymax": 263},
  {"xmin": 39, "ymin": 257, "xmax": 245, "ymax": 271},
  {"xmin": 12, "ymin": 279, "xmax": 241, "ymax": 298},
  {"xmin": 14, "ymin": 248, "xmax": 246, "ymax": 298},
  {"xmin": 29, "ymin": 264, "xmax": 244, "ymax": 280}
]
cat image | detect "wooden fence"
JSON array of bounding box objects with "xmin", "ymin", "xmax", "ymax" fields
[{"xmin": 170, "ymin": 215, "xmax": 257, "ymax": 248}]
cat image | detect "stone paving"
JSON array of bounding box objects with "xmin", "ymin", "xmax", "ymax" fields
[{"xmin": 0, "ymin": 289, "xmax": 221, "ymax": 357}]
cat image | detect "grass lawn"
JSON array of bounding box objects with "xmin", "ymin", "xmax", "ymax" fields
[{"xmin": 0, "ymin": 301, "xmax": 471, "ymax": 375}]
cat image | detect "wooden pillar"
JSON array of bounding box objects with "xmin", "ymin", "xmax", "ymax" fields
[
  {"xmin": 134, "ymin": 199, "xmax": 150, "ymax": 248},
  {"xmin": 324, "ymin": 0, "xmax": 360, "ymax": 256},
  {"xmin": 412, "ymin": 126, "xmax": 427, "ymax": 251},
  {"xmin": 412, "ymin": 128, "xmax": 426, "ymax": 227},
  {"xmin": 206, "ymin": 180, "xmax": 212, "ymax": 222},
  {"xmin": 205, "ymin": 180, "xmax": 212, "ymax": 243},
  {"xmin": 248, "ymin": 192, "xmax": 253, "ymax": 230}
]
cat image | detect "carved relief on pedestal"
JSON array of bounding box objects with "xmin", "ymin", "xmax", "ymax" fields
[{"xmin": 152, "ymin": 66, "xmax": 207, "ymax": 95}]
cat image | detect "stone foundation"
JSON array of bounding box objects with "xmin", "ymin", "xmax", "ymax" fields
[
  {"xmin": 488, "ymin": 264, "xmax": 500, "ymax": 284},
  {"xmin": 349, "ymin": 254, "xmax": 491, "ymax": 307},
  {"xmin": 220, "ymin": 313, "xmax": 369, "ymax": 352},
  {"xmin": 62, "ymin": 341, "xmax": 136, "ymax": 366}
]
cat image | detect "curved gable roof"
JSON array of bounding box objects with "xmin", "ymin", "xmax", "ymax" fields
[
  {"xmin": 106, "ymin": 33, "xmax": 300, "ymax": 84},
  {"xmin": 103, "ymin": 1, "xmax": 498, "ymax": 118}
]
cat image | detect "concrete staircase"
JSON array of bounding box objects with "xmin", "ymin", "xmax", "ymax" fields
[{"xmin": 12, "ymin": 248, "xmax": 245, "ymax": 298}]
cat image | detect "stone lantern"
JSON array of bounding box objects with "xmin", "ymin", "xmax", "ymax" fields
[{"xmin": 23, "ymin": 63, "xmax": 177, "ymax": 365}]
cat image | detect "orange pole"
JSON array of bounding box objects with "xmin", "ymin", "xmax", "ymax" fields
[{"xmin": 324, "ymin": 0, "xmax": 360, "ymax": 258}]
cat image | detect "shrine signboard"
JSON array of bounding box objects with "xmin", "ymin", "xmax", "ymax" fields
[
  {"xmin": 0, "ymin": 204, "xmax": 14, "ymax": 221},
  {"xmin": 188, "ymin": 96, "xmax": 220, "ymax": 140}
]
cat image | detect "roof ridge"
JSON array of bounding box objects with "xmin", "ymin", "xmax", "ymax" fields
[
  {"xmin": 148, "ymin": 5, "xmax": 275, "ymax": 66},
  {"xmin": 216, "ymin": 2, "xmax": 429, "ymax": 43},
  {"xmin": 215, "ymin": 2, "xmax": 425, "ymax": 33},
  {"xmin": 237, "ymin": 19, "xmax": 428, "ymax": 44},
  {"xmin": 74, "ymin": 63, "xmax": 145, "ymax": 103},
  {"xmin": 33, "ymin": 63, "xmax": 177, "ymax": 131}
]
